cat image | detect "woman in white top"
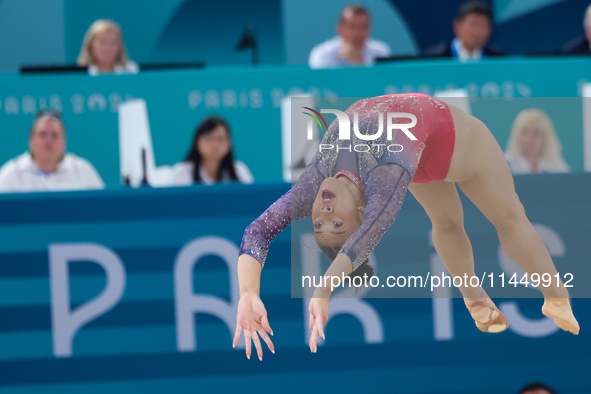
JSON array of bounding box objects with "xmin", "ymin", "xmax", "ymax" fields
[
  {"xmin": 505, "ymin": 108, "xmax": 570, "ymax": 175},
  {"xmin": 171, "ymin": 116, "xmax": 253, "ymax": 185},
  {"xmin": 77, "ymin": 19, "xmax": 139, "ymax": 76},
  {"xmin": 0, "ymin": 111, "xmax": 104, "ymax": 193}
]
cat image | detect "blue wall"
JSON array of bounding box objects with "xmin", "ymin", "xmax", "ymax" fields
[
  {"xmin": 65, "ymin": 0, "xmax": 283, "ymax": 67},
  {"xmin": 0, "ymin": 176, "xmax": 590, "ymax": 392},
  {"xmin": 0, "ymin": 0, "xmax": 283, "ymax": 73},
  {"xmin": 0, "ymin": 0, "xmax": 65, "ymax": 73}
]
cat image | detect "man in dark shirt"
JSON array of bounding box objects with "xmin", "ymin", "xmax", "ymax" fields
[
  {"xmin": 563, "ymin": 3, "xmax": 591, "ymax": 54},
  {"xmin": 424, "ymin": 1, "xmax": 505, "ymax": 61}
]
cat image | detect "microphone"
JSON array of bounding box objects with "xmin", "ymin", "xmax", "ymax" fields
[
  {"xmin": 236, "ymin": 25, "xmax": 259, "ymax": 66},
  {"xmin": 141, "ymin": 148, "xmax": 150, "ymax": 187}
]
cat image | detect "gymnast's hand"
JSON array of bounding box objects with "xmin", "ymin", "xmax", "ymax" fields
[
  {"xmin": 233, "ymin": 291, "xmax": 275, "ymax": 360},
  {"xmin": 308, "ymin": 295, "xmax": 329, "ymax": 353},
  {"xmin": 308, "ymin": 255, "xmax": 352, "ymax": 352}
]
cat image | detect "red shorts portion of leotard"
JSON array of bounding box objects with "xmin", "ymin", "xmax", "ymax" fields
[
  {"xmin": 384, "ymin": 93, "xmax": 456, "ymax": 184},
  {"xmin": 413, "ymin": 103, "xmax": 455, "ymax": 183}
]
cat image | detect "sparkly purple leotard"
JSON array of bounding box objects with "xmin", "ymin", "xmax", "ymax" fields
[{"xmin": 239, "ymin": 94, "xmax": 455, "ymax": 271}]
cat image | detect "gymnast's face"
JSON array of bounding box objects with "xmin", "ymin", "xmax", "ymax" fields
[
  {"xmin": 519, "ymin": 126, "xmax": 545, "ymax": 159},
  {"xmin": 312, "ymin": 177, "xmax": 364, "ymax": 248}
]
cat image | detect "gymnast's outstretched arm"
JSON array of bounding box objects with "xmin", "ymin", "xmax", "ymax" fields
[
  {"xmin": 234, "ymin": 163, "xmax": 325, "ymax": 359},
  {"xmin": 344, "ymin": 163, "xmax": 413, "ymax": 270},
  {"xmin": 238, "ymin": 162, "xmax": 325, "ymax": 267},
  {"xmin": 308, "ymin": 163, "xmax": 414, "ymax": 352}
]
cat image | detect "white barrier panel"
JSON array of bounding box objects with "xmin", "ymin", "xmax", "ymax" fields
[
  {"xmin": 434, "ymin": 89, "xmax": 472, "ymax": 115},
  {"xmin": 118, "ymin": 99, "xmax": 172, "ymax": 187},
  {"xmin": 282, "ymin": 95, "xmax": 318, "ymax": 183},
  {"xmin": 582, "ymin": 83, "xmax": 591, "ymax": 171}
]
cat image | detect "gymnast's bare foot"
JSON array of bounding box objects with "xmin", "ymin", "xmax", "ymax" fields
[
  {"xmin": 464, "ymin": 297, "xmax": 509, "ymax": 333},
  {"xmin": 542, "ymin": 298, "xmax": 580, "ymax": 335}
]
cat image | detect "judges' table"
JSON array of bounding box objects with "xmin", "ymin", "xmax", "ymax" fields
[{"xmin": 0, "ymin": 57, "xmax": 589, "ymax": 186}]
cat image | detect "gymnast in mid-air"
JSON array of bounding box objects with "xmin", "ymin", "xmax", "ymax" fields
[{"xmin": 232, "ymin": 93, "xmax": 580, "ymax": 360}]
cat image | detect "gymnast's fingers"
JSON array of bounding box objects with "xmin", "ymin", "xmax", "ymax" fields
[
  {"xmin": 257, "ymin": 328, "xmax": 275, "ymax": 354},
  {"xmin": 252, "ymin": 330, "xmax": 264, "ymax": 361},
  {"xmin": 233, "ymin": 324, "xmax": 242, "ymax": 348},
  {"xmin": 309, "ymin": 324, "xmax": 319, "ymax": 353},
  {"xmin": 317, "ymin": 316, "xmax": 326, "ymax": 341},
  {"xmin": 244, "ymin": 329, "xmax": 252, "ymax": 360},
  {"xmin": 261, "ymin": 313, "xmax": 274, "ymax": 336}
]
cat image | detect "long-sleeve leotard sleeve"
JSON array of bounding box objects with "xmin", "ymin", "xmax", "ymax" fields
[
  {"xmin": 340, "ymin": 163, "xmax": 413, "ymax": 271},
  {"xmin": 239, "ymin": 163, "xmax": 325, "ymax": 267},
  {"xmin": 239, "ymin": 159, "xmax": 413, "ymax": 271},
  {"xmin": 240, "ymin": 94, "xmax": 435, "ymax": 269}
]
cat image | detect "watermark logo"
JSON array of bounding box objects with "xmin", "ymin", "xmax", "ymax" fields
[
  {"xmin": 302, "ymin": 107, "xmax": 328, "ymax": 139},
  {"xmin": 304, "ymin": 108, "xmax": 418, "ymax": 153}
]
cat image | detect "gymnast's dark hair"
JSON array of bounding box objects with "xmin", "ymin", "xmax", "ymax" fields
[
  {"xmin": 518, "ymin": 382, "xmax": 557, "ymax": 394},
  {"xmin": 318, "ymin": 244, "xmax": 374, "ymax": 288},
  {"xmin": 184, "ymin": 116, "xmax": 238, "ymax": 183}
]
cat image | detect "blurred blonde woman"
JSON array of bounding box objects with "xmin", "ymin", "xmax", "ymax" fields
[
  {"xmin": 77, "ymin": 19, "xmax": 139, "ymax": 76},
  {"xmin": 505, "ymin": 108, "xmax": 570, "ymax": 174}
]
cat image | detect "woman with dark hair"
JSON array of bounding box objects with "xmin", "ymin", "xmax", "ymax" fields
[
  {"xmin": 232, "ymin": 94, "xmax": 579, "ymax": 360},
  {"xmin": 171, "ymin": 116, "xmax": 253, "ymax": 185}
]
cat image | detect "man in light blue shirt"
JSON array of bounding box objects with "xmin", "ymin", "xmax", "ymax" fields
[{"xmin": 309, "ymin": 5, "xmax": 391, "ymax": 69}]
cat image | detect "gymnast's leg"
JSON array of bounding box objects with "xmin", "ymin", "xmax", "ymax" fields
[
  {"xmin": 445, "ymin": 104, "xmax": 579, "ymax": 335},
  {"xmin": 409, "ymin": 181, "xmax": 509, "ymax": 333}
]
